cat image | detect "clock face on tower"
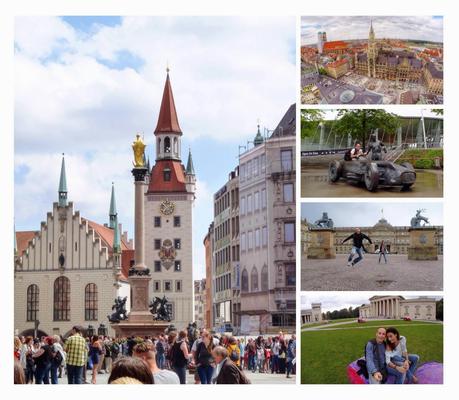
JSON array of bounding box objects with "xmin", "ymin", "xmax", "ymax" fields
[{"xmin": 159, "ymin": 199, "xmax": 175, "ymax": 215}]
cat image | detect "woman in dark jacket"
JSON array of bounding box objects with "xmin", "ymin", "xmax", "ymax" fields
[
  {"xmin": 195, "ymin": 332, "xmax": 215, "ymax": 384},
  {"xmin": 32, "ymin": 337, "xmax": 55, "ymax": 384},
  {"xmin": 170, "ymin": 330, "xmax": 190, "ymax": 384}
]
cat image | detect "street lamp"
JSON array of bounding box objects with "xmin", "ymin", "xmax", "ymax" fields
[
  {"xmin": 87, "ymin": 324, "xmax": 95, "ymax": 338},
  {"xmin": 98, "ymin": 323, "xmax": 108, "ymax": 337}
]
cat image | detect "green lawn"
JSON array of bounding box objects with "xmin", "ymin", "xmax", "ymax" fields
[{"xmin": 301, "ymin": 322, "xmax": 443, "ymax": 384}]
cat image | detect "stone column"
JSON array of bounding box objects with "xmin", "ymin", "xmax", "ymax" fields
[{"xmin": 132, "ymin": 168, "xmax": 148, "ymax": 270}]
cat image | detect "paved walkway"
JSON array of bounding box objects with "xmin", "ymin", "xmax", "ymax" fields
[
  {"xmin": 58, "ymin": 369, "xmax": 295, "ymax": 385},
  {"xmin": 301, "ymin": 254, "xmax": 443, "ymax": 291}
]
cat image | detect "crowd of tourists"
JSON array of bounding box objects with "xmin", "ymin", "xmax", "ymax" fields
[{"xmin": 14, "ymin": 325, "xmax": 296, "ymax": 384}]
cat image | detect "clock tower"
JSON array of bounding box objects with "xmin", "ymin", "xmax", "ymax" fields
[{"xmin": 144, "ymin": 70, "xmax": 196, "ymax": 328}]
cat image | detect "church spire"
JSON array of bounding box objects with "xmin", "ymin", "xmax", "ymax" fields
[
  {"xmin": 109, "ymin": 182, "xmax": 117, "ymax": 229},
  {"xmin": 58, "ymin": 154, "xmax": 68, "ymax": 207},
  {"xmin": 113, "ymin": 215, "xmax": 121, "ymax": 254},
  {"xmin": 154, "ymin": 69, "xmax": 182, "ymax": 135},
  {"xmin": 186, "ymin": 148, "xmax": 195, "ymax": 175}
]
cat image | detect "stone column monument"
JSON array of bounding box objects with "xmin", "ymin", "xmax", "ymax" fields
[
  {"xmin": 111, "ymin": 135, "xmax": 169, "ymax": 337},
  {"xmin": 307, "ymin": 212, "xmax": 336, "ymax": 259},
  {"xmin": 408, "ymin": 209, "xmax": 438, "ymax": 261}
]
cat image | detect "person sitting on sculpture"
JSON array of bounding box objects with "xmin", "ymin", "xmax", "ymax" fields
[
  {"xmin": 367, "ymin": 133, "xmax": 387, "ymax": 161},
  {"xmin": 349, "ymin": 142, "xmax": 367, "ymax": 160}
]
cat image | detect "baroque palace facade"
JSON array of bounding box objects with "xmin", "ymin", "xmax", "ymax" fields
[
  {"xmin": 14, "ymin": 158, "xmax": 133, "ymax": 337},
  {"xmin": 301, "ymin": 216, "xmax": 443, "ymax": 256}
]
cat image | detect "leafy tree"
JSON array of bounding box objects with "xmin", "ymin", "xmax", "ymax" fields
[
  {"xmin": 333, "ymin": 109, "xmax": 401, "ymax": 149},
  {"xmin": 432, "ymin": 109, "xmax": 443, "ymax": 116},
  {"xmin": 301, "ymin": 109, "xmax": 325, "ymax": 139}
]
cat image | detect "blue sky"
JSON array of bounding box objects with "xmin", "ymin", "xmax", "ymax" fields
[
  {"xmin": 14, "ymin": 16, "xmax": 295, "ymax": 279},
  {"xmin": 301, "ymin": 16, "xmax": 443, "ymax": 45}
]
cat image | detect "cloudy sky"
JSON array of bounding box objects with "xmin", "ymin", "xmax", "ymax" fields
[
  {"xmin": 14, "ymin": 16, "xmax": 295, "ymax": 279},
  {"xmin": 301, "ymin": 202, "xmax": 443, "ymax": 227},
  {"xmin": 301, "ymin": 16, "xmax": 443, "ymax": 45},
  {"xmin": 301, "ymin": 293, "xmax": 442, "ymax": 312}
]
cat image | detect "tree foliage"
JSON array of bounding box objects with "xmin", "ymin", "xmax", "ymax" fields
[
  {"xmin": 333, "ymin": 109, "xmax": 401, "ymax": 149},
  {"xmin": 322, "ymin": 306, "xmax": 360, "ymax": 321},
  {"xmin": 436, "ymin": 298, "xmax": 443, "ymax": 321},
  {"xmin": 301, "ymin": 109, "xmax": 325, "ymax": 139}
]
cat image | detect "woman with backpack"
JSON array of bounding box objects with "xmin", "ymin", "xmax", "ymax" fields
[
  {"xmin": 170, "ymin": 330, "xmax": 191, "ymax": 384},
  {"xmin": 50, "ymin": 335, "xmax": 65, "ymax": 384},
  {"xmin": 226, "ymin": 336, "xmax": 241, "ymax": 369},
  {"xmin": 88, "ymin": 335, "xmax": 103, "ymax": 384},
  {"xmin": 195, "ymin": 331, "xmax": 215, "ymax": 384}
]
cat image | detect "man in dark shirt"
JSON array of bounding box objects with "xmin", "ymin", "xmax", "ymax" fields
[{"xmin": 342, "ymin": 228, "xmax": 372, "ymax": 267}]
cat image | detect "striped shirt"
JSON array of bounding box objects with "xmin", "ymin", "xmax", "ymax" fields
[{"xmin": 64, "ymin": 334, "xmax": 88, "ymax": 366}]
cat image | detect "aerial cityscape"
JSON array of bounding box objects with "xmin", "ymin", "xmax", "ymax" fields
[{"xmin": 301, "ymin": 16, "xmax": 443, "ymax": 105}]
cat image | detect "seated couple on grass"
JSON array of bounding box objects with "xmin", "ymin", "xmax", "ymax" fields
[{"xmin": 365, "ymin": 327, "xmax": 419, "ymax": 384}]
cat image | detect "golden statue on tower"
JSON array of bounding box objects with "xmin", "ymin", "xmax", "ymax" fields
[{"xmin": 132, "ymin": 134, "xmax": 146, "ymax": 168}]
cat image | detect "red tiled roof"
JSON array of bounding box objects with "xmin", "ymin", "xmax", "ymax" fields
[
  {"xmin": 326, "ymin": 58, "xmax": 348, "ymax": 68},
  {"xmin": 121, "ymin": 249, "xmax": 135, "ymax": 281},
  {"xmin": 323, "ymin": 41, "xmax": 348, "ymax": 51},
  {"xmin": 147, "ymin": 159, "xmax": 187, "ymax": 193},
  {"xmin": 84, "ymin": 219, "xmax": 130, "ymax": 253},
  {"xmin": 16, "ymin": 231, "xmax": 37, "ymax": 256},
  {"xmin": 154, "ymin": 73, "xmax": 182, "ymax": 135}
]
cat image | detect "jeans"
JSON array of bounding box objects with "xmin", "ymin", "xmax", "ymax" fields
[
  {"xmin": 257, "ymin": 357, "xmax": 264, "ymax": 372},
  {"xmin": 387, "ymin": 364, "xmax": 407, "ymax": 384},
  {"xmin": 156, "ymin": 353, "xmax": 166, "ymax": 370},
  {"xmin": 248, "ymin": 354, "xmax": 256, "ymax": 371},
  {"xmin": 35, "ymin": 363, "xmax": 51, "ymax": 384},
  {"xmin": 391, "ymin": 354, "xmax": 419, "ymax": 383},
  {"xmin": 173, "ymin": 366, "xmax": 187, "ymax": 384},
  {"xmin": 197, "ymin": 365, "xmax": 214, "ymax": 384},
  {"xmin": 379, "ymin": 252, "xmax": 387, "ymax": 263},
  {"xmin": 271, "ymin": 355, "xmax": 279, "ymax": 373},
  {"xmin": 50, "ymin": 362, "xmax": 59, "ymax": 384},
  {"xmin": 67, "ymin": 365, "xmax": 84, "ymax": 384},
  {"xmin": 348, "ymin": 246, "xmax": 363, "ymax": 265}
]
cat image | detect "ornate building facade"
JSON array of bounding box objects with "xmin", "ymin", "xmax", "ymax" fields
[
  {"xmin": 239, "ymin": 104, "xmax": 296, "ymax": 334},
  {"xmin": 212, "ymin": 168, "xmax": 241, "ymax": 333},
  {"xmin": 144, "ymin": 71, "xmax": 196, "ymax": 329},
  {"xmin": 14, "ymin": 157, "xmax": 133, "ymax": 337},
  {"xmin": 359, "ymin": 296, "xmax": 437, "ymax": 321}
]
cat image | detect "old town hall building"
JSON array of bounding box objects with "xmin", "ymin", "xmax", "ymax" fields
[{"xmin": 144, "ymin": 71, "xmax": 196, "ymax": 328}]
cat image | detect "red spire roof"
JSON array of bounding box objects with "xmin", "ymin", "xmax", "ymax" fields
[{"xmin": 154, "ymin": 72, "xmax": 182, "ymax": 135}]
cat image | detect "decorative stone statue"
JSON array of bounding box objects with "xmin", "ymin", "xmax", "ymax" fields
[
  {"xmin": 132, "ymin": 134, "xmax": 146, "ymax": 168},
  {"xmin": 108, "ymin": 296, "xmax": 128, "ymax": 323},
  {"xmin": 128, "ymin": 267, "xmax": 150, "ymax": 276},
  {"xmin": 410, "ymin": 209, "xmax": 430, "ymax": 228},
  {"xmin": 187, "ymin": 322, "xmax": 198, "ymax": 344},
  {"xmin": 313, "ymin": 212, "xmax": 334, "ymax": 229},
  {"xmin": 149, "ymin": 296, "xmax": 172, "ymax": 322},
  {"xmin": 367, "ymin": 133, "xmax": 387, "ymax": 161}
]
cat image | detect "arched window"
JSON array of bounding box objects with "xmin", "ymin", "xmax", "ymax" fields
[
  {"xmin": 53, "ymin": 276, "xmax": 70, "ymax": 321},
  {"xmin": 250, "ymin": 267, "xmax": 258, "ymax": 292},
  {"xmin": 164, "ymin": 137, "xmax": 171, "ymax": 153},
  {"xmin": 241, "ymin": 269, "xmax": 248, "ymax": 293},
  {"xmin": 173, "ymin": 137, "xmax": 178, "ymax": 155},
  {"xmin": 261, "ymin": 265, "xmax": 268, "ymax": 291},
  {"xmin": 85, "ymin": 283, "xmax": 98, "ymax": 321},
  {"xmin": 26, "ymin": 284, "xmax": 39, "ymax": 322},
  {"xmin": 157, "ymin": 138, "xmax": 161, "ymax": 156}
]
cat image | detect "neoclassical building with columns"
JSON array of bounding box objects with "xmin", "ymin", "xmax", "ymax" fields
[
  {"xmin": 301, "ymin": 303, "xmax": 322, "ymax": 324},
  {"xmin": 359, "ymin": 295, "xmax": 437, "ymax": 321}
]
